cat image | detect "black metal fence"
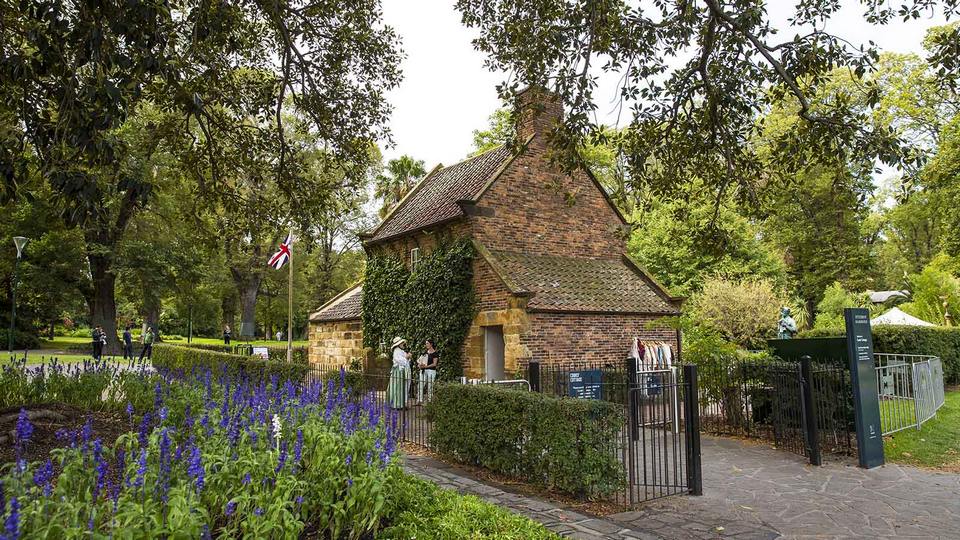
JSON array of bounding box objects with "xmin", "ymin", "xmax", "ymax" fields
[
  {"xmin": 302, "ymin": 360, "xmax": 703, "ymax": 506},
  {"xmin": 694, "ymin": 355, "xmax": 854, "ymax": 461}
]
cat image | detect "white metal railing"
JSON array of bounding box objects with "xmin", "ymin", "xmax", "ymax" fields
[{"xmin": 875, "ymin": 353, "xmax": 946, "ymax": 436}]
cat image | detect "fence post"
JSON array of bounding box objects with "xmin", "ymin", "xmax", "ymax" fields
[
  {"xmin": 800, "ymin": 355, "xmax": 822, "ymax": 466},
  {"xmin": 529, "ymin": 361, "xmax": 541, "ymax": 393},
  {"xmin": 626, "ymin": 356, "xmax": 639, "ymax": 441},
  {"xmin": 682, "ymin": 364, "xmax": 703, "ymax": 495}
]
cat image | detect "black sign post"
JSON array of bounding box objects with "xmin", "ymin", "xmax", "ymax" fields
[{"xmin": 844, "ymin": 308, "xmax": 884, "ymax": 468}]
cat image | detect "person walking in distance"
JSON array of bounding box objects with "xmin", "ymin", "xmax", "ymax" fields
[
  {"xmin": 223, "ymin": 325, "xmax": 231, "ymax": 345},
  {"xmin": 122, "ymin": 325, "xmax": 134, "ymax": 360},
  {"xmin": 91, "ymin": 325, "xmax": 103, "ymax": 360},
  {"xmin": 139, "ymin": 326, "xmax": 155, "ymax": 361}
]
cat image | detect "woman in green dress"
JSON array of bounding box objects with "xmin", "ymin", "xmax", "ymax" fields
[{"xmin": 388, "ymin": 336, "xmax": 411, "ymax": 409}]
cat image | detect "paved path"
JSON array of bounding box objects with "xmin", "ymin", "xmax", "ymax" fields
[{"xmin": 405, "ymin": 436, "xmax": 960, "ymax": 539}]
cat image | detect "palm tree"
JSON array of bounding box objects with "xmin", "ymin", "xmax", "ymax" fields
[{"xmin": 375, "ymin": 155, "xmax": 426, "ymax": 218}]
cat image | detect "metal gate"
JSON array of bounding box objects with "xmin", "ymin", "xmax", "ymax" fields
[{"xmin": 624, "ymin": 364, "xmax": 702, "ymax": 503}]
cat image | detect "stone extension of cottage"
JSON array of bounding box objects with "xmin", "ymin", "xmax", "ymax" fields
[{"xmin": 309, "ymin": 87, "xmax": 683, "ymax": 378}]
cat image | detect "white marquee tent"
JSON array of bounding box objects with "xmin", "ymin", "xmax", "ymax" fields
[{"xmin": 870, "ymin": 307, "xmax": 936, "ymax": 327}]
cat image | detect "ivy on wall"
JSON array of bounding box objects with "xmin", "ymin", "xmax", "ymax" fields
[{"xmin": 361, "ymin": 239, "xmax": 476, "ymax": 380}]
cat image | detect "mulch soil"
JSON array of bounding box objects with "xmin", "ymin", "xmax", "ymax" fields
[{"xmin": 0, "ymin": 403, "xmax": 127, "ymax": 466}]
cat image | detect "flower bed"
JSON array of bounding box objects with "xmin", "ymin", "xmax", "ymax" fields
[{"xmin": 0, "ymin": 359, "xmax": 557, "ymax": 539}]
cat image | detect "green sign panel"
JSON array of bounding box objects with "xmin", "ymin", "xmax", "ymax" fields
[{"xmin": 844, "ymin": 308, "xmax": 885, "ymax": 469}]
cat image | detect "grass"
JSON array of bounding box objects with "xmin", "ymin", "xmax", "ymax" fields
[
  {"xmin": 2, "ymin": 353, "xmax": 102, "ymax": 365},
  {"xmin": 883, "ymin": 390, "xmax": 960, "ymax": 471},
  {"xmin": 38, "ymin": 335, "xmax": 308, "ymax": 350}
]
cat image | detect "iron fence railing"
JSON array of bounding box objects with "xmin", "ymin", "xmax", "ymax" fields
[{"xmin": 875, "ymin": 353, "xmax": 946, "ymax": 435}]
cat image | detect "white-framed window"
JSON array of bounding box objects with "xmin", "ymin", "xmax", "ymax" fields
[{"xmin": 410, "ymin": 247, "xmax": 421, "ymax": 272}]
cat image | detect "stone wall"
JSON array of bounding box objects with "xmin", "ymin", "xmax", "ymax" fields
[
  {"xmin": 462, "ymin": 298, "xmax": 532, "ymax": 380},
  {"xmin": 308, "ymin": 319, "xmax": 368, "ymax": 370}
]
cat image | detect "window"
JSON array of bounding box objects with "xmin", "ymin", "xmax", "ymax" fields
[{"xmin": 410, "ymin": 247, "xmax": 421, "ymax": 272}]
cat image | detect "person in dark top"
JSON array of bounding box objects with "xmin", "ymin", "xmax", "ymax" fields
[
  {"xmin": 417, "ymin": 339, "xmax": 439, "ymax": 404},
  {"xmin": 122, "ymin": 325, "xmax": 134, "ymax": 360},
  {"xmin": 91, "ymin": 325, "xmax": 103, "ymax": 360},
  {"xmin": 223, "ymin": 325, "xmax": 232, "ymax": 345}
]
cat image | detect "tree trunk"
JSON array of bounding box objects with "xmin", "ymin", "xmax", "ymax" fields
[
  {"xmin": 88, "ymin": 254, "xmax": 118, "ymax": 353},
  {"xmin": 237, "ymin": 274, "xmax": 261, "ymax": 339},
  {"xmin": 143, "ymin": 302, "xmax": 160, "ymax": 338},
  {"xmin": 221, "ymin": 291, "xmax": 237, "ymax": 331}
]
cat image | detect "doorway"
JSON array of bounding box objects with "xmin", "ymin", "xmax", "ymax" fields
[{"xmin": 484, "ymin": 325, "xmax": 505, "ymax": 381}]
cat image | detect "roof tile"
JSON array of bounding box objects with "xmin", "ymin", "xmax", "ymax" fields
[
  {"xmin": 488, "ymin": 250, "xmax": 679, "ymax": 314},
  {"xmin": 367, "ymin": 146, "xmax": 512, "ymax": 243},
  {"xmin": 309, "ymin": 285, "xmax": 363, "ymax": 322}
]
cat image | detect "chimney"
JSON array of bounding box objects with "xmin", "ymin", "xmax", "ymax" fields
[{"xmin": 514, "ymin": 85, "xmax": 563, "ymax": 142}]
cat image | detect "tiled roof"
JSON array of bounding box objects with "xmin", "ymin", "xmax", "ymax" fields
[
  {"xmin": 486, "ymin": 250, "xmax": 680, "ymax": 315},
  {"xmin": 366, "ymin": 146, "xmax": 513, "ymax": 243},
  {"xmin": 309, "ymin": 284, "xmax": 363, "ymax": 322}
]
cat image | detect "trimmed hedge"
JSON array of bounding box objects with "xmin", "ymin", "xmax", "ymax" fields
[
  {"xmin": 152, "ymin": 344, "xmax": 309, "ymax": 382},
  {"xmin": 426, "ymin": 383, "xmax": 625, "ymax": 499},
  {"xmin": 803, "ymin": 325, "xmax": 960, "ymax": 383},
  {"xmin": 178, "ymin": 342, "xmax": 309, "ymax": 363}
]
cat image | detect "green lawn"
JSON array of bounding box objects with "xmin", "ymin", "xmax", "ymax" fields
[
  {"xmin": 3, "ymin": 353, "xmax": 99, "ymax": 365},
  {"xmin": 883, "ymin": 390, "xmax": 960, "ymax": 471}
]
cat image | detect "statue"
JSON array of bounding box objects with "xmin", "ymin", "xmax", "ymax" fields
[{"xmin": 778, "ymin": 307, "xmax": 798, "ymax": 339}]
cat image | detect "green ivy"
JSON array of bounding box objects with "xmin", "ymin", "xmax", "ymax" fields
[{"xmin": 362, "ymin": 239, "xmax": 476, "ymax": 380}]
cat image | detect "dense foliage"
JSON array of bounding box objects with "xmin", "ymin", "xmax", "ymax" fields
[
  {"xmin": 151, "ymin": 344, "xmax": 309, "ymax": 383},
  {"xmin": 803, "ymin": 325, "xmax": 960, "ymax": 384},
  {"xmin": 362, "ymin": 239, "xmax": 476, "ymax": 380},
  {"xmin": 689, "ymin": 278, "xmax": 785, "ymax": 349},
  {"xmin": 178, "ymin": 343, "xmax": 310, "ymax": 365},
  {"xmin": 0, "ymin": 359, "xmax": 559, "ymax": 539},
  {"xmin": 426, "ymin": 383, "xmax": 624, "ymax": 499}
]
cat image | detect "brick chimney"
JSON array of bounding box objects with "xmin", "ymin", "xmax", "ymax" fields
[{"xmin": 514, "ymin": 85, "xmax": 563, "ymax": 142}]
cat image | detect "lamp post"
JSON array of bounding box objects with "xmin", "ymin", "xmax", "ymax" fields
[{"xmin": 8, "ymin": 236, "xmax": 28, "ymax": 354}]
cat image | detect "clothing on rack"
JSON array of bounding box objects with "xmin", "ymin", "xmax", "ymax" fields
[{"xmin": 629, "ymin": 338, "xmax": 676, "ymax": 397}]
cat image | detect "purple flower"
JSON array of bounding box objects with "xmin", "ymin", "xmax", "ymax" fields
[
  {"xmin": 33, "ymin": 460, "xmax": 54, "ymax": 496},
  {"xmin": 254, "ymin": 507, "xmax": 263, "ymax": 516},
  {"xmin": 126, "ymin": 402, "xmax": 134, "ymax": 419},
  {"xmin": 138, "ymin": 413, "xmax": 152, "ymax": 448},
  {"xmin": 275, "ymin": 441, "xmax": 288, "ymax": 473},
  {"xmin": 243, "ymin": 473, "xmax": 251, "ymax": 485},
  {"xmin": 347, "ymin": 478, "xmax": 353, "ymax": 488},
  {"xmin": 158, "ymin": 406, "xmax": 169, "ymax": 423},
  {"xmin": 225, "ymin": 501, "xmax": 237, "ymax": 517},
  {"xmin": 293, "ymin": 429, "xmax": 303, "ymax": 464},
  {"xmin": 154, "ymin": 381, "xmax": 164, "ymax": 411},
  {"xmin": 15, "ymin": 409, "xmax": 33, "ymax": 444},
  {"xmin": 345, "ymin": 454, "xmax": 352, "ymax": 466},
  {"xmin": 81, "ymin": 417, "xmax": 93, "ymax": 445},
  {"xmin": 94, "ymin": 441, "xmax": 108, "ymax": 501},
  {"xmin": 4, "ymin": 497, "xmax": 19, "ymax": 539},
  {"xmin": 187, "ymin": 446, "xmax": 204, "ymax": 493},
  {"xmin": 133, "ymin": 448, "xmax": 147, "ymax": 488}
]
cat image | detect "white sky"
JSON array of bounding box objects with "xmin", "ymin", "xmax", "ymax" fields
[{"xmin": 379, "ymin": 1, "xmax": 949, "ymax": 169}]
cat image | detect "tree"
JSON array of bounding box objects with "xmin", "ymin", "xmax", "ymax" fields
[
  {"xmin": 454, "ymin": 1, "xmax": 959, "ymax": 213},
  {"xmin": 900, "ymin": 254, "xmax": 960, "ymax": 326},
  {"xmin": 627, "ymin": 196, "xmax": 786, "ymax": 297},
  {"xmin": 1, "ymin": 0, "xmax": 402, "ymax": 347},
  {"xmin": 813, "ymin": 282, "xmax": 870, "ymax": 330},
  {"xmin": 924, "ymin": 116, "xmax": 960, "ymax": 256},
  {"xmin": 374, "ymin": 156, "xmax": 426, "ymax": 218}
]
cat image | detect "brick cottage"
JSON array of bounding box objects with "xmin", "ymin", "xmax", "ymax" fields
[{"xmin": 309, "ymin": 87, "xmax": 682, "ymax": 378}]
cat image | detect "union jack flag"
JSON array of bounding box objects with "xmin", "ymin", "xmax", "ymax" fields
[{"xmin": 268, "ymin": 234, "xmax": 293, "ymax": 269}]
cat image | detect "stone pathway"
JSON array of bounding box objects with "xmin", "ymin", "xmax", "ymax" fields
[
  {"xmin": 403, "ymin": 453, "xmax": 664, "ymax": 540},
  {"xmin": 404, "ymin": 435, "xmax": 960, "ymax": 539}
]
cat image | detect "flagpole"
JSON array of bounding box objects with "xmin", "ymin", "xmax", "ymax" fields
[{"xmin": 287, "ymin": 226, "xmax": 293, "ymax": 363}]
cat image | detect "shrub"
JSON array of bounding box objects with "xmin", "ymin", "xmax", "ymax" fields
[
  {"xmin": 690, "ymin": 277, "xmax": 784, "ymax": 349},
  {"xmin": 176, "ymin": 342, "xmax": 308, "ymax": 363},
  {"xmin": 0, "ymin": 329, "xmax": 41, "ymax": 350},
  {"xmin": 426, "ymin": 383, "xmax": 624, "ymax": 498},
  {"xmin": 803, "ymin": 325, "xmax": 960, "ymax": 383},
  {"xmin": 381, "ymin": 473, "xmax": 557, "ymax": 539},
  {"xmin": 152, "ymin": 344, "xmax": 309, "ymax": 382}
]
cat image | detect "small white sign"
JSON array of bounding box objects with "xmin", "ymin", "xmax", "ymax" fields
[{"xmin": 252, "ymin": 347, "xmax": 270, "ymax": 360}]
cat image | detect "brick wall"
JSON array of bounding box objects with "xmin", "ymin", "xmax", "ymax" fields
[
  {"xmin": 365, "ymin": 221, "xmax": 470, "ymax": 262},
  {"xmin": 518, "ymin": 312, "xmax": 679, "ymax": 367},
  {"xmin": 468, "ymin": 140, "xmax": 628, "ymax": 259},
  {"xmin": 308, "ymin": 319, "xmax": 368, "ymax": 370}
]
